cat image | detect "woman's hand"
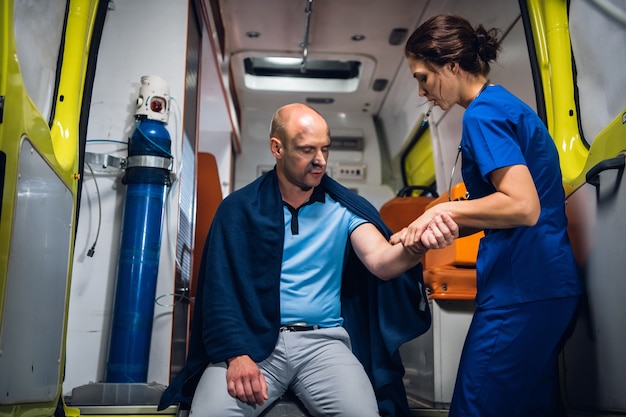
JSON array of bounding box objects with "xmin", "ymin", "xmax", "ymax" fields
[
  {"xmin": 421, "ymin": 212, "xmax": 459, "ymax": 248},
  {"xmin": 391, "ymin": 211, "xmax": 458, "ymax": 251}
]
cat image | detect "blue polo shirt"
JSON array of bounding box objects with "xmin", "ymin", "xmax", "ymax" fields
[
  {"xmin": 461, "ymin": 85, "xmax": 582, "ymax": 309},
  {"xmin": 280, "ymin": 187, "xmax": 368, "ymax": 327}
]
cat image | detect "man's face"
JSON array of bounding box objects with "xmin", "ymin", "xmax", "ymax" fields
[{"xmin": 277, "ymin": 115, "xmax": 330, "ymax": 191}]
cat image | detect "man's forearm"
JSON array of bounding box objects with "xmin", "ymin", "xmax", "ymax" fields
[{"xmin": 370, "ymin": 242, "xmax": 425, "ymax": 281}]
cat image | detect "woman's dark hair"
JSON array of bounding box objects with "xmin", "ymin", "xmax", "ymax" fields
[{"xmin": 405, "ymin": 14, "xmax": 501, "ymax": 76}]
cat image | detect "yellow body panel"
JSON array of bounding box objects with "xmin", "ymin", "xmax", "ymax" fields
[
  {"xmin": 51, "ymin": 0, "xmax": 100, "ymax": 173},
  {"xmin": 527, "ymin": 0, "xmax": 626, "ymax": 194},
  {"xmin": 565, "ymin": 109, "xmax": 626, "ymax": 194},
  {"xmin": 0, "ymin": 1, "xmax": 100, "ymax": 416},
  {"xmin": 526, "ymin": 0, "xmax": 590, "ymax": 190},
  {"xmin": 404, "ymin": 125, "xmax": 436, "ymax": 189}
]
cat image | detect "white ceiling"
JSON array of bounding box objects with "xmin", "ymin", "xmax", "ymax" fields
[
  {"xmin": 214, "ymin": 0, "xmax": 430, "ymax": 115},
  {"xmin": 210, "ymin": 0, "xmax": 523, "ymax": 117}
]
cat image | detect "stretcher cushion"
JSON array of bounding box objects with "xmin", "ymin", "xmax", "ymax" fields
[
  {"xmin": 421, "ymin": 182, "xmax": 479, "ymax": 300},
  {"xmin": 424, "ymin": 182, "xmax": 482, "ymax": 268},
  {"xmin": 423, "ymin": 266, "xmax": 477, "ymax": 300},
  {"xmin": 192, "ymin": 152, "xmax": 223, "ymax": 298},
  {"xmin": 379, "ymin": 195, "xmax": 436, "ymax": 233},
  {"xmin": 425, "ymin": 231, "xmax": 483, "ymax": 268}
]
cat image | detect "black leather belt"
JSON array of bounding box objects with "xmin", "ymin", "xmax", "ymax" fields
[{"xmin": 280, "ymin": 323, "xmax": 320, "ymax": 332}]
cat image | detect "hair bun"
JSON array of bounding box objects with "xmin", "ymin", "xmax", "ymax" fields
[{"xmin": 475, "ymin": 25, "xmax": 500, "ymax": 63}]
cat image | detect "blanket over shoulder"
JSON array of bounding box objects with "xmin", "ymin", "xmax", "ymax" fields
[{"xmin": 158, "ymin": 169, "xmax": 431, "ymax": 417}]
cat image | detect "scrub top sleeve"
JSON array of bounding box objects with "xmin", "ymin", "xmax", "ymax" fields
[{"xmin": 464, "ymin": 109, "xmax": 527, "ymax": 182}]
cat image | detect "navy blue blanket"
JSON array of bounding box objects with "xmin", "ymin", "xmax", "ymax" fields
[{"xmin": 158, "ymin": 170, "xmax": 431, "ymax": 416}]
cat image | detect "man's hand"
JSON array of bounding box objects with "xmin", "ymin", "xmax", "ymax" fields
[{"xmin": 226, "ymin": 355, "xmax": 268, "ymax": 406}]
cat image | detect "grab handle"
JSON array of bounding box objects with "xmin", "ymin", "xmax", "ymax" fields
[
  {"xmin": 585, "ymin": 153, "xmax": 625, "ymax": 188},
  {"xmin": 397, "ymin": 185, "xmax": 439, "ymax": 197}
]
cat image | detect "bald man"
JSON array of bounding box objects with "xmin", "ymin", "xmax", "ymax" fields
[{"xmin": 159, "ymin": 103, "xmax": 458, "ymax": 417}]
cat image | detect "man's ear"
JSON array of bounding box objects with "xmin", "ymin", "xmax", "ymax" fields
[{"xmin": 270, "ymin": 137, "xmax": 282, "ymax": 157}]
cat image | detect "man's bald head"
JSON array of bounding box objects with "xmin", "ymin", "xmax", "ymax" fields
[{"xmin": 269, "ymin": 103, "xmax": 329, "ymax": 148}]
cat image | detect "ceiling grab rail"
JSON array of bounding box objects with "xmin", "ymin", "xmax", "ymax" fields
[{"xmin": 300, "ymin": 0, "xmax": 313, "ymax": 73}]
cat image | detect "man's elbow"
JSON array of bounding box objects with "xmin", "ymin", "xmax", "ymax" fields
[
  {"xmin": 368, "ymin": 263, "xmax": 401, "ymax": 281},
  {"xmin": 376, "ymin": 272, "xmax": 397, "ymax": 281},
  {"xmin": 372, "ymin": 263, "xmax": 420, "ymax": 281}
]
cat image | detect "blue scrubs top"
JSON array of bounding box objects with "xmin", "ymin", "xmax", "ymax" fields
[{"xmin": 461, "ymin": 85, "xmax": 582, "ymax": 309}]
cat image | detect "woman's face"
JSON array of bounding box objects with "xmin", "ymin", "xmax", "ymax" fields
[{"xmin": 407, "ymin": 57, "xmax": 458, "ymax": 111}]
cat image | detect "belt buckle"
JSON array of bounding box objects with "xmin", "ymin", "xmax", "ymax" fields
[{"xmin": 280, "ymin": 322, "xmax": 315, "ymax": 332}]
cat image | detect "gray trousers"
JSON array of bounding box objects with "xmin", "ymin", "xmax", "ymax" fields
[{"xmin": 189, "ymin": 326, "xmax": 380, "ymax": 417}]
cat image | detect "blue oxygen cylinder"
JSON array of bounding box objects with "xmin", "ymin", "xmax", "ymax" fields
[{"xmin": 106, "ymin": 76, "xmax": 172, "ymax": 383}]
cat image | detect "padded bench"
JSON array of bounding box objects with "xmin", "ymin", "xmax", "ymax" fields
[
  {"xmin": 379, "ymin": 182, "xmax": 481, "ymax": 300},
  {"xmin": 260, "ymin": 392, "xmax": 310, "ymax": 417},
  {"xmin": 423, "ymin": 183, "xmax": 481, "ymax": 300}
]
